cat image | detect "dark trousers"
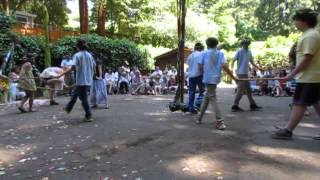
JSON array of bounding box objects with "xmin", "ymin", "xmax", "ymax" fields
[
  {"xmin": 65, "ymin": 86, "xmax": 91, "ymax": 118},
  {"xmin": 119, "ymin": 82, "xmax": 129, "ymax": 94},
  {"xmin": 188, "ymin": 75, "xmax": 205, "ymax": 110}
]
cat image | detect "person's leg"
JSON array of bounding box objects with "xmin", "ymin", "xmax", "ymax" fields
[
  {"xmin": 207, "ymin": 85, "xmax": 226, "ymax": 130},
  {"xmin": 188, "ymin": 77, "xmax": 197, "ymax": 112},
  {"xmin": 90, "ymin": 81, "xmax": 97, "ymax": 107},
  {"xmin": 197, "ymin": 85, "xmax": 212, "ymax": 124},
  {"xmin": 207, "ymin": 85, "xmax": 222, "ymax": 120},
  {"xmin": 232, "ymin": 81, "xmax": 244, "ymax": 110},
  {"xmin": 286, "ymin": 105, "xmax": 307, "ymax": 131},
  {"xmin": 244, "ymin": 81, "xmax": 257, "ymax": 105},
  {"xmin": 125, "ymin": 82, "xmax": 129, "ymax": 94},
  {"xmin": 78, "ymin": 86, "xmax": 92, "ymax": 119},
  {"xmin": 65, "ymin": 86, "xmax": 79, "ymax": 112},
  {"xmin": 28, "ymin": 91, "xmax": 35, "ymax": 112},
  {"xmin": 18, "ymin": 90, "xmax": 29, "ymax": 112}
]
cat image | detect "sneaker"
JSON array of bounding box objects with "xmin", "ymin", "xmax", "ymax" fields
[
  {"xmin": 272, "ymin": 128, "xmax": 292, "ymax": 140},
  {"xmin": 83, "ymin": 116, "xmax": 94, "ymax": 122},
  {"xmin": 50, "ymin": 101, "xmax": 59, "ymax": 106},
  {"xmin": 216, "ymin": 120, "xmax": 226, "ymax": 130},
  {"xmin": 250, "ymin": 104, "xmax": 262, "ymax": 111},
  {"xmin": 231, "ymin": 105, "xmax": 244, "ymax": 112},
  {"xmin": 63, "ymin": 107, "xmax": 71, "ymax": 114}
]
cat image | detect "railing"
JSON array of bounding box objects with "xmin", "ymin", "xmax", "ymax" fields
[{"xmin": 12, "ymin": 24, "xmax": 79, "ymax": 42}]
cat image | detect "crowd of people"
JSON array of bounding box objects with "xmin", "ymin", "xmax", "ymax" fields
[{"xmin": 0, "ymin": 8, "xmax": 319, "ymax": 140}]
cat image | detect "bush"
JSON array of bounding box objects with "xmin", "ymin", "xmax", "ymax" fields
[
  {"xmin": 13, "ymin": 36, "xmax": 46, "ymax": 71},
  {"xmin": 0, "ymin": 13, "xmax": 15, "ymax": 65},
  {"xmin": 52, "ymin": 34, "xmax": 151, "ymax": 70}
]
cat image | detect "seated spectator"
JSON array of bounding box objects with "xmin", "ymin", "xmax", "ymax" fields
[
  {"xmin": 152, "ymin": 66, "xmax": 163, "ymax": 78},
  {"xmin": 104, "ymin": 67, "xmax": 114, "ymax": 94},
  {"xmin": 118, "ymin": 71, "xmax": 130, "ymax": 94}
]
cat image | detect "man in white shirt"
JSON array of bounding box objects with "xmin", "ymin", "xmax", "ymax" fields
[
  {"xmin": 152, "ymin": 66, "xmax": 163, "ymax": 78},
  {"xmin": 187, "ymin": 43, "xmax": 205, "ymax": 114}
]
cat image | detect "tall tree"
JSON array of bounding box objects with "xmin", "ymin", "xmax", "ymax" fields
[
  {"xmin": 28, "ymin": 0, "xmax": 69, "ymax": 28},
  {"xmin": 97, "ymin": 0, "xmax": 106, "ymax": 36},
  {"xmin": 79, "ymin": 0, "xmax": 89, "ymax": 34},
  {"xmin": 1, "ymin": 0, "xmax": 9, "ymax": 15}
]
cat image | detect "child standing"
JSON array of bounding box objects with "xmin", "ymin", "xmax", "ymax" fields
[{"xmin": 17, "ymin": 57, "xmax": 37, "ymax": 113}]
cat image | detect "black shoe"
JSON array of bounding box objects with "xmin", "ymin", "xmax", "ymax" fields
[
  {"xmin": 189, "ymin": 109, "xmax": 198, "ymax": 114},
  {"xmin": 83, "ymin": 116, "xmax": 94, "ymax": 122},
  {"xmin": 63, "ymin": 107, "xmax": 71, "ymax": 114},
  {"xmin": 91, "ymin": 105, "xmax": 98, "ymax": 109},
  {"xmin": 272, "ymin": 128, "xmax": 292, "ymax": 140},
  {"xmin": 250, "ymin": 104, "xmax": 262, "ymax": 111},
  {"xmin": 50, "ymin": 101, "xmax": 59, "ymax": 106},
  {"xmin": 231, "ymin": 105, "xmax": 244, "ymax": 112}
]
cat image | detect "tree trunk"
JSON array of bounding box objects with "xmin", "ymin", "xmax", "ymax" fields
[
  {"xmin": 97, "ymin": 0, "xmax": 106, "ymax": 36},
  {"xmin": 79, "ymin": 0, "xmax": 89, "ymax": 34},
  {"xmin": 44, "ymin": 6, "xmax": 51, "ymax": 67},
  {"xmin": 2, "ymin": 0, "xmax": 9, "ymax": 15}
]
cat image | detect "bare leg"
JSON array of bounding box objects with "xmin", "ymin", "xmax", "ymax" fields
[
  {"xmin": 286, "ymin": 105, "xmax": 307, "ymax": 131},
  {"xmin": 19, "ymin": 92, "xmax": 29, "ymax": 112},
  {"xmin": 28, "ymin": 91, "xmax": 35, "ymax": 112}
]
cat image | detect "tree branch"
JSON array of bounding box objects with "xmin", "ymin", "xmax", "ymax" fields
[{"xmin": 11, "ymin": 0, "xmax": 29, "ymax": 15}]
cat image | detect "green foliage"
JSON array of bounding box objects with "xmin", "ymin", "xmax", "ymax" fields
[
  {"xmin": 51, "ymin": 34, "xmax": 151, "ymax": 70},
  {"xmin": 13, "ymin": 36, "xmax": 46, "ymax": 70},
  {"xmin": 0, "ymin": 13, "xmax": 15, "ymax": 63},
  {"xmin": 14, "ymin": 0, "xmax": 69, "ymax": 27}
]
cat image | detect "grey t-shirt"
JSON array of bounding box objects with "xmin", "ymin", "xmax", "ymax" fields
[
  {"xmin": 234, "ymin": 48, "xmax": 253, "ymax": 75},
  {"xmin": 73, "ymin": 51, "xmax": 96, "ymax": 86}
]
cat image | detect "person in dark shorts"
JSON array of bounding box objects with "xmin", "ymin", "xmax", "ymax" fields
[{"xmin": 272, "ymin": 9, "xmax": 320, "ymax": 140}]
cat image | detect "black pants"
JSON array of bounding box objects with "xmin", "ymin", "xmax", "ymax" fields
[
  {"xmin": 65, "ymin": 86, "xmax": 91, "ymax": 118},
  {"xmin": 119, "ymin": 82, "xmax": 129, "ymax": 94}
]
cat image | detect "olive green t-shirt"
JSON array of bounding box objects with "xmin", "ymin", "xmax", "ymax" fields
[{"xmin": 295, "ymin": 28, "xmax": 320, "ymax": 83}]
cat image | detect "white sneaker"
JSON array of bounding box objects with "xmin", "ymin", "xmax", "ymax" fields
[{"xmin": 216, "ymin": 120, "xmax": 226, "ymax": 130}]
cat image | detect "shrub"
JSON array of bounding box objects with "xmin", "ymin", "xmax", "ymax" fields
[
  {"xmin": 0, "ymin": 13, "xmax": 15, "ymax": 66},
  {"xmin": 51, "ymin": 34, "xmax": 151, "ymax": 70}
]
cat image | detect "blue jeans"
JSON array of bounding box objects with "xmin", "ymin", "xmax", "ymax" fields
[
  {"xmin": 65, "ymin": 86, "xmax": 91, "ymax": 118},
  {"xmin": 188, "ymin": 75, "xmax": 205, "ymax": 111}
]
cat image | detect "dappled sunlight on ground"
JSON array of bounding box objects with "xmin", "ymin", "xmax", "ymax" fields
[
  {"xmin": 247, "ymin": 145, "xmax": 320, "ymax": 169},
  {"xmin": 166, "ymin": 154, "xmax": 222, "ymax": 178},
  {"xmin": 299, "ymin": 122, "xmax": 319, "ymax": 129},
  {"xmin": 0, "ymin": 144, "xmax": 35, "ymax": 165}
]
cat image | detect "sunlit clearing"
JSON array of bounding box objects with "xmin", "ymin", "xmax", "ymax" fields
[
  {"xmin": 167, "ymin": 155, "xmax": 219, "ymax": 176},
  {"xmin": 172, "ymin": 124, "xmax": 188, "ymax": 129},
  {"xmin": 247, "ymin": 145, "xmax": 320, "ymax": 168},
  {"xmin": 144, "ymin": 112, "xmax": 168, "ymax": 116},
  {"xmin": 152, "ymin": 97, "xmax": 172, "ymax": 101},
  {"xmin": 299, "ymin": 123, "xmax": 319, "ymax": 129},
  {"xmin": 0, "ymin": 145, "xmax": 33, "ymax": 165}
]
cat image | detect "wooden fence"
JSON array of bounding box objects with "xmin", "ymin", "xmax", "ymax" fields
[{"xmin": 12, "ymin": 25, "xmax": 79, "ymax": 42}]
